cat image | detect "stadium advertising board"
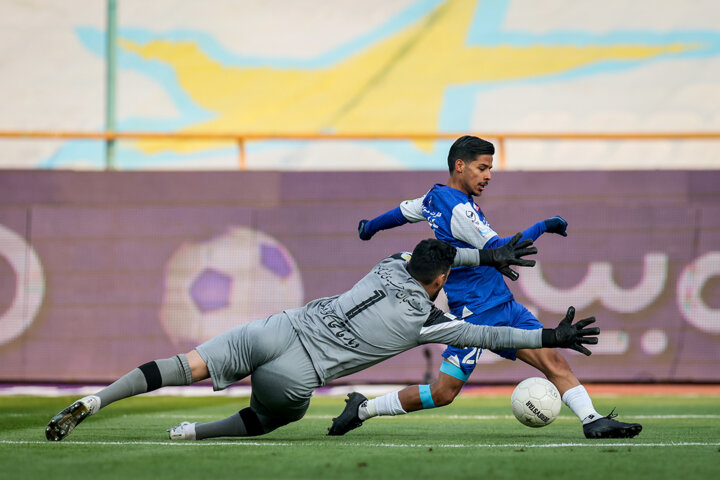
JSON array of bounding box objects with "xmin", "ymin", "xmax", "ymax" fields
[{"xmin": 0, "ymin": 171, "xmax": 718, "ymax": 383}]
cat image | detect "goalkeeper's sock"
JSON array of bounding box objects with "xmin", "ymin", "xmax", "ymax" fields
[
  {"xmin": 561, "ymin": 384, "xmax": 602, "ymax": 425},
  {"xmin": 195, "ymin": 407, "xmax": 290, "ymax": 439},
  {"xmin": 195, "ymin": 408, "xmax": 259, "ymax": 439},
  {"xmin": 95, "ymin": 355, "xmax": 193, "ymax": 409},
  {"xmin": 358, "ymin": 391, "xmax": 406, "ymax": 420}
]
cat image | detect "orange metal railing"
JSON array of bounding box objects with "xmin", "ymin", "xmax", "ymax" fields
[{"xmin": 1, "ymin": 130, "xmax": 720, "ymax": 170}]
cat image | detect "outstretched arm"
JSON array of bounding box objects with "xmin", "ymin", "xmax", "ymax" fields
[
  {"xmin": 358, "ymin": 207, "xmax": 408, "ymax": 240},
  {"xmin": 486, "ymin": 216, "xmax": 568, "ymax": 248},
  {"xmin": 358, "ymin": 196, "xmax": 426, "ymax": 240},
  {"xmin": 419, "ymin": 306, "xmax": 598, "ymax": 355}
]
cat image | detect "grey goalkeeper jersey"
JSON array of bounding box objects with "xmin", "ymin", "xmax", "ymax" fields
[{"xmin": 286, "ymin": 253, "xmax": 542, "ymax": 385}]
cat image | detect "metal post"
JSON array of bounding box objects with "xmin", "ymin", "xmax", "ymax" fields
[
  {"xmin": 238, "ymin": 138, "xmax": 246, "ymax": 170},
  {"xmin": 105, "ymin": 0, "xmax": 117, "ymax": 170},
  {"xmin": 497, "ymin": 136, "xmax": 506, "ymax": 170}
]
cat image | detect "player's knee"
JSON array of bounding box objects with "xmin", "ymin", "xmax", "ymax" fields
[{"xmin": 431, "ymin": 386, "xmax": 460, "ymax": 407}]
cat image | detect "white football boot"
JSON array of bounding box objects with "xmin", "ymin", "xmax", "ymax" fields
[{"xmin": 168, "ymin": 421, "xmax": 197, "ymax": 440}]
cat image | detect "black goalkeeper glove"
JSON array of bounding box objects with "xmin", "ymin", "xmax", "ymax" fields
[
  {"xmin": 476, "ymin": 232, "xmax": 537, "ymax": 281},
  {"xmin": 541, "ymin": 306, "xmax": 599, "ymax": 356}
]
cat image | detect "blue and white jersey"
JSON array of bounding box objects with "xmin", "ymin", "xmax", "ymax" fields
[{"xmin": 400, "ymin": 184, "xmax": 514, "ymax": 316}]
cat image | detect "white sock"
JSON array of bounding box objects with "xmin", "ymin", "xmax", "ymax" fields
[
  {"xmin": 79, "ymin": 395, "xmax": 101, "ymax": 415},
  {"xmin": 561, "ymin": 385, "xmax": 601, "ymax": 424},
  {"xmin": 358, "ymin": 398, "xmax": 375, "ymax": 421},
  {"xmin": 358, "ymin": 392, "xmax": 406, "ymax": 420}
]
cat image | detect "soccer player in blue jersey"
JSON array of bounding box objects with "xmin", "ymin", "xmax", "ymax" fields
[{"xmin": 329, "ymin": 135, "xmax": 641, "ymax": 439}]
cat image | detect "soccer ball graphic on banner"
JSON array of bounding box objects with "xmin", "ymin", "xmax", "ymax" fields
[
  {"xmin": 510, "ymin": 377, "xmax": 562, "ymax": 427},
  {"xmin": 160, "ymin": 226, "xmax": 304, "ymax": 349}
]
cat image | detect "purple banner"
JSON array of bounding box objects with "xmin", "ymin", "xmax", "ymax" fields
[{"xmin": 0, "ymin": 170, "xmax": 718, "ymax": 383}]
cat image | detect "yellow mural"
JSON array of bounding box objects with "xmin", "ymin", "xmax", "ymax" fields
[{"xmin": 120, "ymin": 0, "xmax": 693, "ymax": 153}]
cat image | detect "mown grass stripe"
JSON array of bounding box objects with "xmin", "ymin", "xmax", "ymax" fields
[{"xmin": 2, "ymin": 440, "xmax": 718, "ymax": 448}]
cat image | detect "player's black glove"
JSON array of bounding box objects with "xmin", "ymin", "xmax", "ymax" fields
[
  {"xmin": 544, "ymin": 216, "xmax": 568, "ymax": 237},
  {"xmin": 358, "ymin": 219, "xmax": 373, "ymax": 241},
  {"xmin": 541, "ymin": 306, "xmax": 599, "ymax": 356},
  {"xmin": 477, "ymin": 232, "xmax": 537, "ymax": 281}
]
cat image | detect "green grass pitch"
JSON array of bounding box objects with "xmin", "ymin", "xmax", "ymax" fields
[{"xmin": 1, "ymin": 393, "xmax": 719, "ymax": 480}]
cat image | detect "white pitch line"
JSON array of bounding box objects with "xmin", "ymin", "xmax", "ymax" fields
[
  {"xmin": 8, "ymin": 413, "xmax": 720, "ymax": 420},
  {"xmin": 1, "ymin": 440, "xmax": 718, "ymax": 448}
]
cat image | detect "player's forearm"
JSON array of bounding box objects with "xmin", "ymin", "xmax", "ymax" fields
[
  {"xmin": 361, "ymin": 207, "xmax": 409, "ymax": 238},
  {"xmin": 487, "ymin": 221, "xmax": 546, "ymax": 248},
  {"xmin": 450, "ymin": 324, "xmax": 543, "ymax": 350},
  {"xmin": 452, "ymin": 248, "xmax": 481, "ymax": 267}
]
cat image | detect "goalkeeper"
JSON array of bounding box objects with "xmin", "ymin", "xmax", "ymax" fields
[{"xmin": 46, "ymin": 236, "xmax": 598, "ymax": 441}]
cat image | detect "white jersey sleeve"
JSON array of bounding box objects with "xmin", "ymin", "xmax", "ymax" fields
[
  {"xmin": 418, "ymin": 307, "xmax": 542, "ymax": 349},
  {"xmin": 449, "ymin": 202, "xmax": 498, "ymax": 249},
  {"xmin": 399, "ymin": 196, "xmax": 426, "ymax": 223}
]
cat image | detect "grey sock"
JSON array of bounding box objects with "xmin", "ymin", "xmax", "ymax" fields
[
  {"xmin": 194, "ymin": 407, "xmax": 295, "ymax": 439},
  {"xmin": 157, "ymin": 355, "xmax": 193, "ymax": 386},
  {"xmin": 95, "ymin": 354, "xmax": 192, "ymax": 409},
  {"xmin": 195, "ymin": 413, "xmax": 249, "ymax": 440}
]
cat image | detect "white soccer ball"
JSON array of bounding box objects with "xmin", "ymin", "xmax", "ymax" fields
[
  {"xmin": 160, "ymin": 226, "xmax": 304, "ymax": 349},
  {"xmin": 510, "ymin": 377, "xmax": 561, "ymax": 427}
]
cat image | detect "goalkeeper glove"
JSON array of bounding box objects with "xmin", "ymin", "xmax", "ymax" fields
[
  {"xmin": 477, "ymin": 232, "xmax": 537, "ymax": 281},
  {"xmin": 541, "ymin": 306, "xmax": 599, "ymax": 356}
]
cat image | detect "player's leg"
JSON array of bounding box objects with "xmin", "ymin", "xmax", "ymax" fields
[
  {"xmin": 170, "ymin": 315, "xmax": 319, "ymax": 440},
  {"xmin": 496, "ymin": 301, "xmax": 600, "ymax": 421},
  {"xmin": 516, "ymin": 347, "xmax": 642, "ymax": 438},
  {"xmin": 328, "ymin": 351, "xmax": 473, "ymax": 436},
  {"xmin": 515, "ymin": 348, "xmax": 591, "ymax": 413},
  {"xmin": 397, "ymin": 370, "xmax": 466, "ymax": 411},
  {"xmin": 328, "ymin": 308, "xmax": 493, "ymax": 437},
  {"xmin": 45, "ymin": 352, "xmax": 200, "ymax": 441}
]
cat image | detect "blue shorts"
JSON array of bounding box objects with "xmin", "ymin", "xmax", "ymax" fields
[{"xmin": 440, "ymin": 300, "xmax": 542, "ymax": 381}]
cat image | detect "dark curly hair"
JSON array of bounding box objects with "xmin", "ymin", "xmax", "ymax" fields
[{"xmin": 407, "ymin": 239, "xmax": 456, "ymax": 285}]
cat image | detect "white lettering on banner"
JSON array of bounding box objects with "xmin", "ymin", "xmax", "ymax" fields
[
  {"xmin": 518, "ymin": 253, "xmax": 668, "ymax": 314},
  {"xmin": 0, "ymin": 225, "xmax": 45, "ymax": 347},
  {"xmin": 676, "ymin": 252, "xmax": 720, "ymax": 334}
]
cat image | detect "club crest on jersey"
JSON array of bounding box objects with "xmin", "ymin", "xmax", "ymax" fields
[
  {"xmin": 464, "ymin": 204, "xmax": 492, "ymax": 235},
  {"xmin": 465, "ymin": 208, "xmax": 485, "ymax": 231}
]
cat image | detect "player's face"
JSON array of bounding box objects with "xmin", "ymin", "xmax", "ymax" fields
[
  {"xmin": 457, "ymin": 154, "xmax": 493, "ymax": 196},
  {"xmin": 428, "ymin": 268, "xmax": 451, "ymax": 301}
]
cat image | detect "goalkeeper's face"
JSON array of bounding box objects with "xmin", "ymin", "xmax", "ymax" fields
[
  {"xmin": 456, "ymin": 154, "xmax": 493, "ymax": 196},
  {"xmin": 428, "ymin": 267, "xmax": 451, "ymax": 301}
]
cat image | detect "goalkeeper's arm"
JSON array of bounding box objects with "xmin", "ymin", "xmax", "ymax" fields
[{"xmin": 421, "ymin": 306, "xmax": 598, "ymax": 356}]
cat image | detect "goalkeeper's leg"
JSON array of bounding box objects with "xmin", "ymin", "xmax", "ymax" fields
[
  {"xmin": 46, "ymin": 350, "xmax": 202, "ymax": 441},
  {"xmin": 170, "ymin": 339, "xmax": 318, "ymax": 440}
]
